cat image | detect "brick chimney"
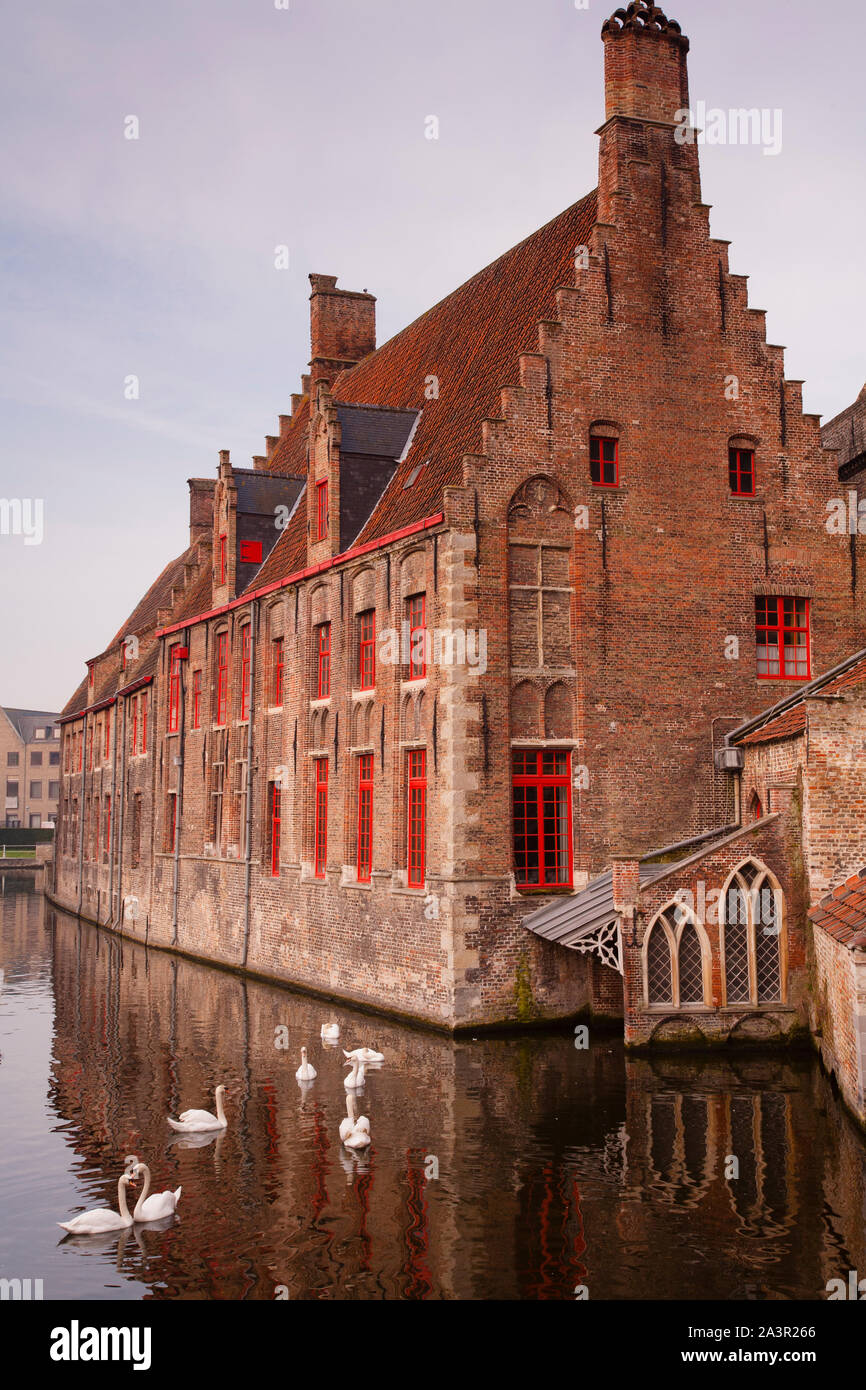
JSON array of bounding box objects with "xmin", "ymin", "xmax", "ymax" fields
[
  {"xmin": 601, "ymin": 2, "xmax": 690, "ymax": 126},
  {"xmin": 187, "ymin": 478, "xmax": 215, "ymax": 548},
  {"xmin": 598, "ymin": 3, "xmax": 700, "ymax": 224},
  {"xmin": 309, "ymin": 274, "xmax": 376, "ymax": 388}
]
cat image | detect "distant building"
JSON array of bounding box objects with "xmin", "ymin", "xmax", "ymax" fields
[{"xmin": 0, "ymin": 707, "xmax": 62, "ymax": 828}]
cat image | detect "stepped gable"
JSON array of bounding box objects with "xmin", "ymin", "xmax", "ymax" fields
[{"xmin": 245, "ymin": 191, "xmax": 597, "ymax": 593}]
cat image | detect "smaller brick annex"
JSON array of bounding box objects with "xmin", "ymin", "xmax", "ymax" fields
[{"xmin": 51, "ymin": 3, "xmax": 866, "ymax": 1035}]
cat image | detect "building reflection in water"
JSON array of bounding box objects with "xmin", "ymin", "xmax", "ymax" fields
[{"xmin": 2, "ymin": 885, "xmax": 866, "ymax": 1301}]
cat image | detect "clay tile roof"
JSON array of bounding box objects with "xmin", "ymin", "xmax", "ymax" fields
[
  {"xmin": 738, "ymin": 706, "xmax": 807, "ymax": 746},
  {"xmin": 250, "ymin": 190, "xmax": 597, "ymax": 589},
  {"xmin": 820, "ymin": 654, "xmax": 866, "ymax": 695},
  {"xmin": 810, "ymin": 867, "xmax": 866, "ymax": 949}
]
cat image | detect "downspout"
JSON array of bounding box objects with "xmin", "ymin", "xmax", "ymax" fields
[
  {"xmin": 112, "ymin": 697, "xmax": 128, "ymax": 929},
  {"xmin": 76, "ymin": 711, "xmax": 88, "ymax": 917},
  {"xmin": 171, "ymin": 642, "xmax": 188, "ymax": 947},
  {"xmin": 107, "ymin": 702, "xmax": 119, "ymax": 924},
  {"xmin": 242, "ymin": 600, "xmax": 257, "ymax": 968}
]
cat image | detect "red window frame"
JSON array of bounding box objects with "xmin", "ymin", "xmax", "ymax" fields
[
  {"xmin": 359, "ymin": 611, "xmax": 375, "ymax": 690},
  {"xmin": 216, "ymin": 631, "xmax": 228, "ymax": 724},
  {"xmin": 239, "ymin": 625, "xmax": 251, "ymax": 721},
  {"xmin": 87, "ymin": 724, "xmax": 93, "ymax": 770},
  {"xmin": 192, "ymin": 670, "xmax": 202, "ymax": 729},
  {"xmin": 141, "ymin": 692, "xmax": 147, "ymax": 754},
  {"xmin": 755, "ymin": 597, "xmax": 810, "ymax": 681},
  {"xmin": 316, "ymin": 480, "xmax": 329, "ymax": 541},
  {"xmin": 219, "ymin": 533, "xmax": 227, "ymax": 585},
  {"xmin": 512, "ymin": 750, "xmax": 574, "ymax": 890},
  {"xmin": 407, "ymin": 749, "xmax": 427, "ymax": 888},
  {"xmin": 104, "ymin": 794, "xmax": 111, "ymax": 854},
  {"xmin": 270, "ymin": 781, "xmax": 281, "ymax": 877},
  {"xmin": 357, "ymin": 753, "xmax": 373, "ymax": 883},
  {"xmin": 168, "ymin": 643, "xmax": 182, "ymax": 732},
  {"xmin": 314, "ymin": 758, "xmax": 328, "ymax": 878},
  {"xmin": 590, "ymin": 436, "xmax": 618, "ymax": 488},
  {"xmin": 407, "ymin": 595, "xmax": 426, "ymax": 681},
  {"xmin": 77, "ymin": 728, "xmax": 82, "ymax": 771},
  {"xmin": 316, "ymin": 622, "xmax": 331, "ymax": 699},
  {"xmin": 239, "ymin": 539, "xmax": 263, "ymax": 564},
  {"xmin": 271, "ymin": 636, "xmax": 284, "ymax": 705},
  {"xmin": 104, "ymin": 712, "xmax": 110, "ymax": 761},
  {"xmin": 131, "ymin": 697, "xmax": 138, "ymax": 754},
  {"xmin": 729, "ymin": 447, "xmax": 756, "ymax": 497}
]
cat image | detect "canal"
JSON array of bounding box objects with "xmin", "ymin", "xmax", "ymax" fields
[{"xmin": 1, "ymin": 881, "xmax": 865, "ymax": 1300}]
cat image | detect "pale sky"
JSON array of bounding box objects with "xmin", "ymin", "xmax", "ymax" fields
[{"xmin": 1, "ymin": 0, "xmax": 864, "ymax": 709}]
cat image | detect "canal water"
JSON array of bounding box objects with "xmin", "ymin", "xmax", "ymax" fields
[{"xmin": 1, "ymin": 881, "xmax": 865, "ymax": 1301}]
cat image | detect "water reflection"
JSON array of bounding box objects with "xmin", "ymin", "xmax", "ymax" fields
[{"xmin": 0, "ymin": 883, "xmax": 865, "ymax": 1300}]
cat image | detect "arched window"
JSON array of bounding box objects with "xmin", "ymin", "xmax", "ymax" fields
[
  {"xmin": 645, "ymin": 904, "xmax": 709, "ymax": 1008},
  {"xmin": 721, "ymin": 860, "xmax": 784, "ymax": 1006},
  {"xmin": 647, "ymin": 919, "xmax": 673, "ymax": 1005},
  {"xmin": 748, "ymin": 790, "xmax": 763, "ymax": 822}
]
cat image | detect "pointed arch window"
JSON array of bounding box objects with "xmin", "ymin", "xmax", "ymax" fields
[
  {"xmin": 645, "ymin": 905, "xmax": 708, "ymax": 1008},
  {"xmin": 722, "ymin": 862, "xmax": 784, "ymax": 1006}
]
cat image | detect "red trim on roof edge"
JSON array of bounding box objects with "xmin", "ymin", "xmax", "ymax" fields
[
  {"xmin": 59, "ymin": 674, "xmax": 155, "ymax": 725},
  {"xmin": 156, "ymin": 512, "xmax": 445, "ymax": 638}
]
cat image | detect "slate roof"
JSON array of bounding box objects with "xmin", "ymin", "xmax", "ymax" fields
[
  {"xmin": 524, "ymin": 864, "xmax": 667, "ymax": 949},
  {"xmin": 245, "ymin": 190, "xmax": 598, "ymax": 593},
  {"xmin": 810, "ymin": 868, "xmax": 866, "ymax": 950},
  {"xmin": 2, "ymin": 708, "xmax": 61, "ymax": 742}
]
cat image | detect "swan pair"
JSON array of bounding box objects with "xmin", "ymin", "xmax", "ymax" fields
[
  {"xmin": 58, "ymin": 1163, "xmax": 181, "ymax": 1234},
  {"xmin": 339, "ymin": 1093, "xmax": 371, "ymax": 1150},
  {"xmin": 167, "ymin": 1084, "xmax": 229, "ymax": 1133}
]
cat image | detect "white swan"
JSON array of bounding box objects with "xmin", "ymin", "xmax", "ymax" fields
[
  {"xmin": 344, "ymin": 1122, "xmax": 371, "ymax": 1150},
  {"xmin": 344, "ymin": 1057, "xmax": 366, "ymax": 1090},
  {"xmin": 343, "ymin": 1046, "xmax": 384, "ymax": 1064},
  {"xmin": 58, "ymin": 1172, "xmax": 136, "ymax": 1234},
  {"xmin": 321, "ymin": 1022, "xmax": 340, "ymax": 1042},
  {"xmin": 295, "ymin": 1047, "xmax": 317, "ymax": 1081},
  {"xmin": 168, "ymin": 1083, "xmax": 228, "ymax": 1133},
  {"xmin": 339, "ymin": 1093, "xmax": 357, "ymax": 1143},
  {"xmin": 132, "ymin": 1162, "xmax": 182, "ymax": 1222}
]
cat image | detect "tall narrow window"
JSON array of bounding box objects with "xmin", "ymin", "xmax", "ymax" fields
[
  {"xmin": 103, "ymin": 794, "xmax": 111, "ymax": 856},
  {"xmin": 239, "ymin": 625, "xmax": 251, "ymax": 721},
  {"xmin": 316, "ymin": 480, "xmax": 329, "ymax": 541},
  {"xmin": 209, "ymin": 759, "xmax": 224, "ymax": 847},
  {"xmin": 358, "ymin": 611, "xmax": 375, "ymax": 690},
  {"xmin": 104, "ymin": 712, "xmax": 111, "ymax": 761},
  {"xmin": 357, "ymin": 753, "xmax": 373, "ymax": 883},
  {"xmin": 729, "ymin": 447, "xmax": 755, "ymax": 496},
  {"xmin": 646, "ymin": 921, "xmax": 674, "ymax": 1005},
  {"xmin": 722, "ymin": 862, "xmax": 784, "ymax": 1006},
  {"xmin": 87, "ymin": 724, "xmax": 93, "ymax": 770},
  {"xmin": 216, "ymin": 631, "xmax": 228, "ymax": 724},
  {"xmin": 314, "ymin": 758, "xmax": 328, "ymax": 877},
  {"xmin": 407, "ymin": 749, "xmax": 426, "ymax": 888},
  {"xmin": 755, "ymin": 597, "xmax": 810, "ymax": 680},
  {"xmin": 271, "ymin": 636, "xmax": 284, "ymax": 706},
  {"xmin": 131, "ymin": 695, "xmax": 139, "ymax": 755},
  {"xmin": 590, "ymin": 436, "xmax": 618, "ymax": 488},
  {"xmin": 131, "ymin": 794, "xmax": 142, "ymax": 867},
  {"xmin": 78, "ymin": 727, "xmax": 82, "ymax": 771},
  {"xmin": 219, "ymin": 533, "xmax": 227, "ymax": 584},
  {"xmin": 192, "ymin": 670, "xmax": 202, "ymax": 728},
  {"xmin": 511, "ymin": 751, "xmax": 572, "ymax": 889},
  {"xmin": 269, "ymin": 781, "xmax": 281, "ymax": 877},
  {"xmin": 168, "ymin": 643, "xmax": 182, "ymax": 732},
  {"xmin": 407, "ymin": 595, "xmax": 426, "ymax": 680},
  {"xmin": 316, "ymin": 623, "xmax": 331, "ymax": 699},
  {"xmin": 164, "ymin": 793, "xmax": 177, "ymax": 853},
  {"xmin": 140, "ymin": 691, "xmax": 148, "ymax": 754}
]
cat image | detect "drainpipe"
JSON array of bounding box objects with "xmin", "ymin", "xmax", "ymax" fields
[
  {"xmin": 76, "ymin": 711, "xmax": 88, "ymax": 917},
  {"xmin": 171, "ymin": 639, "xmax": 188, "ymax": 947},
  {"xmin": 242, "ymin": 601, "xmax": 257, "ymax": 968},
  {"xmin": 112, "ymin": 697, "xmax": 128, "ymax": 930},
  {"xmin": 107, "ymin": 702, "xmax": 119, "ymax": 923}
]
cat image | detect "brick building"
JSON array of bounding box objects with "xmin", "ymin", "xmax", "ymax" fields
[
  {"xmin": 51, "ymin": 4, "xmax": 866, "ymax": 1033},
  {"xmin": 1, "ymin": 706, "xmax": 61, "ymax": 829}
]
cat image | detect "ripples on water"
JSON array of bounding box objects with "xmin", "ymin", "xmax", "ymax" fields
[{"xmin": 1, "ymin": 882, "xmax": 865, "ymax": 1300}]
